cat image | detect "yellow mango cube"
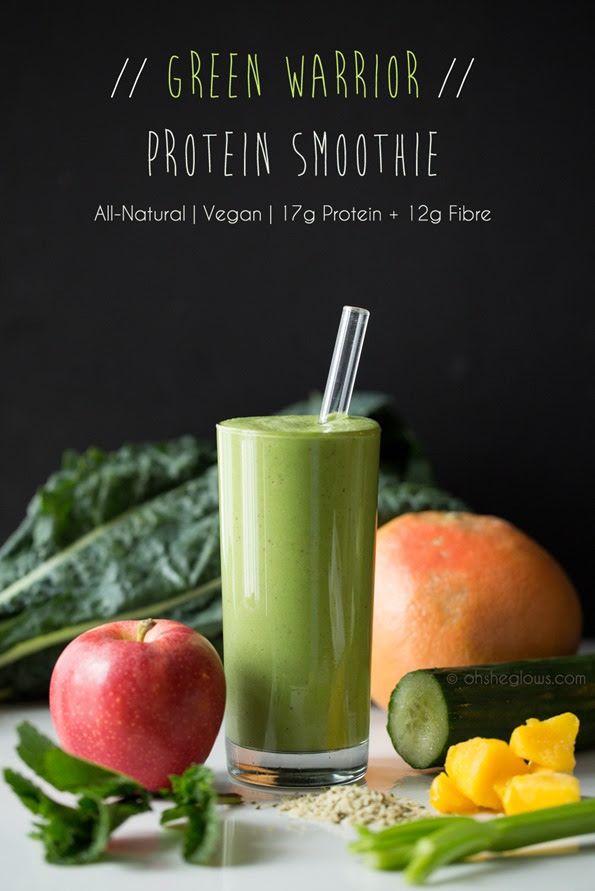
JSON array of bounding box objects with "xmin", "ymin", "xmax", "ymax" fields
[
  {"xmin": 509, "ymin": 713, "xmax": 579, "ymax": 772},
  {"xmin": 496, "ymin": 769, "xmax": 580, "ymax": 815},
  {"xmin": 445, "ymin": 738, "xmax": 530, "ymax": 810},
  {"xmin": 429, "ymin": 772, "xmax": 478, "ymax": 814}
]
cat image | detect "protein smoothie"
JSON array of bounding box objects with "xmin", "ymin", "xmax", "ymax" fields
[{"xmin": 217, "ymin": 413, "xmax": 380, "ymax": 783}]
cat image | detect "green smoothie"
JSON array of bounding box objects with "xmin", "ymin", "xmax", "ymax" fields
[{"xmin": 217, "ymin": 415, "xmax": 380, "ymax": 756}]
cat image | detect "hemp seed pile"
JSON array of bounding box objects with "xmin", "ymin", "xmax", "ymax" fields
[{"xmin": 276, "ymin": 785, "xmax": 426, "ymax": 827}]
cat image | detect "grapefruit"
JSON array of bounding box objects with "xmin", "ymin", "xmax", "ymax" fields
[{"xmin": 371, "ymin": 512, "xmax": 582, "ymax": 709}]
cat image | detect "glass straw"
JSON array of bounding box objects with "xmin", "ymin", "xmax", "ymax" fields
[{"xmin": 319, "ymin": 306, "xmax": 370, "ymax": 424}]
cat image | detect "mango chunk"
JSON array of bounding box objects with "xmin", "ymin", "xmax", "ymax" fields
[
  {"xmin": 445, "ymin": 738, "xmax": 530, "ymax": 810},
  {"xmin": 509, "ymin": 713, "xmax": 579, "ymax": 772},
  {"xmin": 429, "ymin": 772, "xmax": 478, "ymax": 814},
  {"xmin": 496, "ymin": 769, "xmax": 580, "ymax": 815}
]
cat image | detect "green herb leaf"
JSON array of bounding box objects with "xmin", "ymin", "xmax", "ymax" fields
[
  {"xmin": 5, "ymin": 724, "xmax": 151, "ymax": 865},
  {"xmin": 3, "ymin": 768, "xmax": 149, "ymax": 865},
  {"xmin": 15, "ymin": 721, "xmax": 147, "ymax": 798},
  {"xmin": 160, "ymin": 764, "xmax": 219, "ymax": 864},
  {"xmin": 4, "ymin": 723, "xmax": 231, "ymax": 867}
]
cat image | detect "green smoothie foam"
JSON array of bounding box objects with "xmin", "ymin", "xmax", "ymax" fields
[{"xmin": 217, "ymin": 414, "xmax": 380, "ymax": 753}]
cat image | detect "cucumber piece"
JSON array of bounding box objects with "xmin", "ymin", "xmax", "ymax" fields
[
  {"xmin": 388, "ymin": 671, "xmax": 449, "ymax": 769},
  {"xmin": 387, "ymin": 653, "xmax": 595, "ymax": 769}
]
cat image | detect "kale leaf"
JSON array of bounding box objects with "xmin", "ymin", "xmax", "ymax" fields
[
  {"xmin": 0, "ymin": 468, "xmax": 222, "ymax": 699},
  {"xmin": 0, "ymin": 437, "xmax": 216, "ymax": 588},
  {"xmin": 378, "ymin": 472, "xmax": 467, "ymax": 526}
]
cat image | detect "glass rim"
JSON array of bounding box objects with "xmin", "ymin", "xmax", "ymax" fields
[{"xmin": 216, "ymin": 414, "xmax": 380, "ymax": 438}]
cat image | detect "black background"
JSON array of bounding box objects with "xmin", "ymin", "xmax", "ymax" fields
[{"xmin": 2, "ymin": 4, "xmax": 594, "ymax": 626}]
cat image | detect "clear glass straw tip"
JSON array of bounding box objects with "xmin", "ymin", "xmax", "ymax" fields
[{"xmin": 319, "ymin": 306, "xmax": 370, "ymax": 424}]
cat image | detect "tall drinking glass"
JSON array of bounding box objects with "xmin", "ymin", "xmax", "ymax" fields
[{"xmin": 217, "ymin": 413, "xmax": 380, "ymax": 787}]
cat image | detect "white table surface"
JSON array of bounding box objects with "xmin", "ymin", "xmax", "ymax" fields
[{"xmin": 1, "ymin": 703, "xmax": 594, "ymax": 890}]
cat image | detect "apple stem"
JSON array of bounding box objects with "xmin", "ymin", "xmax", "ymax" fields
[{"xmin": 136, "ymin": 618, "xmax": 156, "ymax": 642}]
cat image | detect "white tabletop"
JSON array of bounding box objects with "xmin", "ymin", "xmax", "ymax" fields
[{"xmin": 1, "ymin": 703, "xmax": 594, "ymax": 890}]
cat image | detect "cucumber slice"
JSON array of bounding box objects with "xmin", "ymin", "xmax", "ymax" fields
[{"xmin": 388, "ymin": 670, "xmax": 449, "ymax": 769}]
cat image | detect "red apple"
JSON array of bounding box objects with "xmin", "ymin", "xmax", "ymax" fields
[{"xmin": 49, "ymin": 618, "xmax": 225, "ymax": 790}]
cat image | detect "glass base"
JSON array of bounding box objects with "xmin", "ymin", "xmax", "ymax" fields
[{"xmin": 226, "ymin": 738, "xmax": 368, "ymax": 788}]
